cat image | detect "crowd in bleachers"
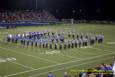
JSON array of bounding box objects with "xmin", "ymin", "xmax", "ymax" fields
[
  {"xmin": 79, "ymin": 63, "xmax": 113, "ymax": 77},
  {"xmin": 47, "ymin": 63, "xmax": 115, "ymax": 77},
  {"xmin": 0, "ymin": 10, "xmax": 56, "ymax": 23}
]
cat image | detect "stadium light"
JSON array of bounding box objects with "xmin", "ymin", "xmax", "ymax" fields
[
  {"xmin": 97, "ymin": 9, "xmax": 100, "ymax": 13},
  {"xmin": 36, "ymin": 0, "xmax": 37, "ymax": 9},
  {"xmin": 79, "ymin": 9, "xmax": 82, "ymax": 12}
]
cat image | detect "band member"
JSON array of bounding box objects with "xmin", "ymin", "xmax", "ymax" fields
[
  {"xmin": 59, "ymin": 42, "xmax": 62, "ymax": 50},
  {"xmin": 83, "ymin": 37, "xmax": 88, "ymax": 46},
  {"xmin": 79, "ymin": 38, "xmax": 82, "ymax": 47},
  {"xmin": 49, "ymin": 42, "xmax": 52, "ymax": 49},
  {"xmin": 54, "ymin": 42, "xmax": 58, "ymax": 49},
  {"xmin": 75, "ymin": 38, "xmax": 79, "ymax": 48},
  {"xmin": 68, "ymin": 32, "xmax": 71, "ymax": 38},
  {"xmin": 71, "ymin": 39, "xmax": 75, "ymax": 48},
  {"xmin": 68, "ymin": 39, "xmax": 71, "ymax": 48},
  {"xmin": 64, "ymin": 40, "xmax": 67, "ymax": 49},
  {"xmin": 90, "ymin": 34, "xmax": 95, "ymax": 45}
]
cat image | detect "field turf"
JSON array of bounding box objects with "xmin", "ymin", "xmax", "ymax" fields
[{"xmin": 0, "ymin": 23, "xmax": 115, "ymax": 77}]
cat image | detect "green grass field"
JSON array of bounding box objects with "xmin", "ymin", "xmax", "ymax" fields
[{"xmin": 0, "ymin": 23, "xmax": 115, "ymax": 77}]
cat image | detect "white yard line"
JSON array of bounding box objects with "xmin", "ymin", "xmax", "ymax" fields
[
  {"xmin": 60, "ymin": 53, "xmax": 78, "ymax": 59},
  {"xmin": 107, "ymin": 42, "xmax": 115, "ymax": 45},
  {"xmin": 101, "ymin": 44, "xmax": 115, "ymax": 49},
  {"xmin": 73, "ymin": 48, "xmax": 96, "ymax": 55},
  {"xmin": 9, "ymin": 61, "xmax": 35, "ymax": 70},
  {"xmin": 31, "ymin": 56, "xmax": 111, "ymax": 77},
  {"xmin": 60, "ymin": 48, "xmax": 96, "ymax": 59},
  {"xmin": 5, "ymin": 50, "xmax": 115, "ymax": 77},
  {"xmin": 91, "ymin": 47, "xmax": 113, "ymax": 53},
  {"xmin": 0, "ymin": 47, "xmax": 58, "ymax": 64}
]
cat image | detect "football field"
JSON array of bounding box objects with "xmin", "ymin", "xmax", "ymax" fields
[{"xmin": 0, "ymin": 24, "xmax": 115, "ymax": 77}]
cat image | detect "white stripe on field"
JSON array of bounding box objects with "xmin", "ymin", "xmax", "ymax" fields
[
  {"xmin": 91, "ymin": 47, "xmax": 113, "ymax": 53},
  {"xmin": 0, "ymin": 47, "xmax": 58, "ymax": 64},
  {"xmin": 107, "ymin": 42, "xmax": 115, "ymax": 45},
  {"xmin": 60, "ymin": 53, "xmax": 78, "ymax": 59},
  {"xmin": 9, "ymin": 61, "xmax": 35, "ymax": 70},
  {"xmin": 72, "ymin": 47, "xmax": 96, "ymax": 55},
  {"xmin": 100, "ymin": 44, "xmax": 115, "ymax": 49}
]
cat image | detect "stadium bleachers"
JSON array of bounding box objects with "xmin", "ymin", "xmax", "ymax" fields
[
  {"xmin": 0, "ymin": 10, "xmax": 56, "ymax": 22},
  {"xmin": 0, "ymin": 10, "xmax": 58, "ymax": 28}
]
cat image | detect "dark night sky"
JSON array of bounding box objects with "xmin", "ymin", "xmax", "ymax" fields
[{"xmin": 0, "ymin": 0, "xmax": 114, "ymax": 20}]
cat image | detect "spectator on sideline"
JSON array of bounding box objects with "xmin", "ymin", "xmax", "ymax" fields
[
  {"xmin": 86, "ymin": 68, "xmax": 96, "ymax": 77},
  {"xmin": 48, "ymin": 72, "xmax": 54, "ymax": 77},
  {"xmin": 64, "ymin": 72, "xmax": 69, "ymax": 77},
  {"xmin": 113, "ymin": 57, "xmax": 115, "ymax": 77},
  {"xmin": 80, "ymin": 69, "xmax": 86, "ymax": 77}
]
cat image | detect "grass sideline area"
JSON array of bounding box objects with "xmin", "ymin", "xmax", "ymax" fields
[{"xmin": 0, "ymin": 23, "xmax": 115, "ymax": 77}]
